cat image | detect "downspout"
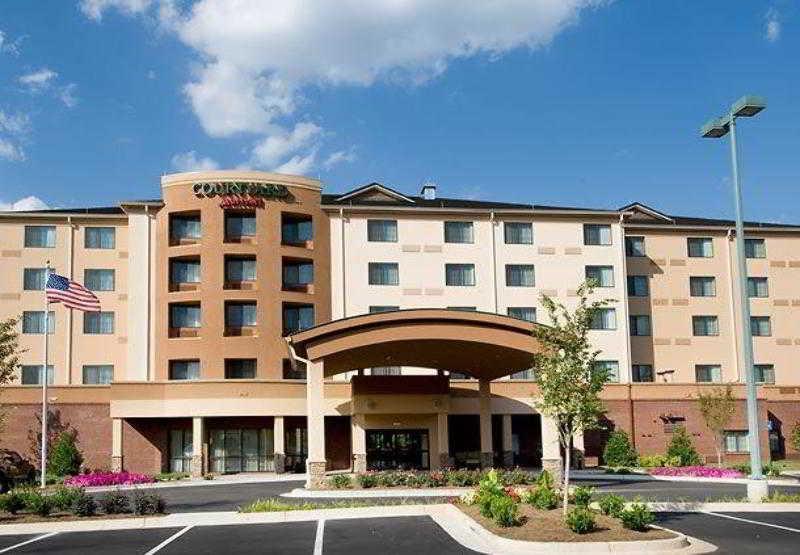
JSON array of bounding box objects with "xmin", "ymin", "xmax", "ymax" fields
[
  {"xmin": 146, "ymin": 205, "xmax": 152, "ymax": 382},
  {"xmin": 725, "ymin": 228, "xmax": 741, "ymax": 382},
  {"xmin": 285, "ymin": 337, "xmax": 312, "ymax": 367},
  {"xmin": 339, "ymin": 207, "xmax": 347, "ymax": 318},
  {"xmin": 490, "ymin": 211, "xmax": 499, "ymax": 314},
  {"xmin": 619, "ymin": 213, "xmax": 635, "ymax": 449},
  {"xmin": 66, "ymin": 216, "xmax": 74, "ymax": 384}
]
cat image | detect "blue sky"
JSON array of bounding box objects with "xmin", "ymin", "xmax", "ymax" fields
[{"xmin": 0, "ymin": 1, "xmax": 797, "ymax": 223}]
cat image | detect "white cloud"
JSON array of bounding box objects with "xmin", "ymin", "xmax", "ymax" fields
[
  {"xmin": 249, "ymin": 122, "xmax": 322, "ymax": 168},
  {"xmin": 0, "ymin": 138, "xmax": 25, "ymax": 161},
  {"xmin": 0, "ymin": 30, "xmax": 21, "ymax": 56},
  {"xmin": 146, "ymin": 69, "xmax": 157, "ymax": 80},
  {"xmin": 0, "ymin": 109, "xmax": 31, "ymax": 161},
  {"xmin": 79, "ymin": 0, "xmax": 158, "ymax": 21},
  {"xmin": 323, "ymin": 148, "xmax": 357, "ymax": 170},
  {"xmin": 0, "ymin": 110, "xmax": 31, "ymax": 135},
  {"xmin": 59, "ymin": 84, "xmax": 79, "ymax": 108},
  {"xmin": 18, "ymin": 68, "xmax": 58, "ymax": 91},
  {"xmin": 765, "ymin": 8, "xmax": 781, "ymax": 42},
  {"xmin": 272, "ymin": 151, "xmax": 318, "ymax": 176},
  {"xmin": 0, "ymin": 195, "xmax": 49, "ymax": 211},
  {"xmin": 170, "ymin": 150, "xmax": 220, "ymax": 172}
]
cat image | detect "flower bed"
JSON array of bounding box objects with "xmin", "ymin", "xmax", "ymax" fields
[
  {"xmin": 326, "ymin": 468, "xmax": 538, "ymax": 489},
  {"xmin": 649, "ymin": 465, "xmax": 743, "ymax": 479},
  {"xmin": 64, "ymin": 471, "xmax": 155, "ymax": 488}
]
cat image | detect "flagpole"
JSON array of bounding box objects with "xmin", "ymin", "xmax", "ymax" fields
[{"xmin": 40, "ymin": 261, "xmax": 50, "ymax": 489}]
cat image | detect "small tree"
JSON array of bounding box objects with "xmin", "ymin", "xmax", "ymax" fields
[
  {"xmin": 49, "ymin": 431, "xmax": 83, "ymax": 476},
  {"xmin": 603, "ymin": 430, "xmax": 638, "ymax": 467},
  {"xmin": 532, "ymin": 281, "xmax": 614, "ymax": 515},
  {"xmin": 0, "ymin": 317, "xmax": 23, "ymax": 436},
  {"xmin": 666, "ymin": 427, "xmax": 701, "ymax": 466},
  {"xmin": 28, "ymin": 409, "xmax": 75, "ymax": 468},
  {"xmin": 790, "ymin": 422, "xmax": 800, "ymax": 454},
  {"xmin": 697, "ymin": 384, "xmax": 736, "ymax": 466}
]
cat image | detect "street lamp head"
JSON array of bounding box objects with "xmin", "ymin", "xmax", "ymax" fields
[
  {"xmin": 731, "ymin": 95, "xmax": 766, "ymax": 118},
  {"xmin": 701, "ymin": 117, "xmax": 729, "ymax": 138}
]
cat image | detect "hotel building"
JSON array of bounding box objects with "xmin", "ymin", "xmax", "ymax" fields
[{"xmin": 1, "ymin": 171, "xmax": 799, "ymax": 486}]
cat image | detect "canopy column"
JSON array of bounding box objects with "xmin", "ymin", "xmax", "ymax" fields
[
  {"xmin": 306, "ymin": 360, "xmax": 326, "ymax": 488},
  {"xmin": 478, "ymin": 378, "xmax": 493, "ymax": 468},
  {"xmin": 541, "ymin": 414, "xmax": 563, "ymax": 484}
]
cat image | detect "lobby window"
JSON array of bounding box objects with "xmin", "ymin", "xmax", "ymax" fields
[
  {"xmin": 629, "ymin": 315, "xmax": 651, "ymax": 336},
  {"xmin": 367, "ymin": 219, "xmax": 398, "ymax": 242},
  {"xmin": 625, "ymin": 236, "xmax": 645, "ymax": 257},
  {"xmin": 283, "ymin": 303, "xmax": 314, "ymax": 334},
  {"xmin": 169, "ymin": 360, "xmax": 200, "ymax": 380},
  {"xmin": 282, "ymin": 258, "xmax": 314, "ymax": 291},
  {"xmin": 83, "ymin": 364, "xmax": 113, "ymax": 385},
  {"xmin": 24, "ymin": 225, "xmax": 55, "ymax": 248},
  {"xmin": 169, "ymin": 429, "xmax": 193, "ymax": 473},
  {"xmin": 225, "ymin": 358, "xmax": 257, "ymax": 379},
  {"xmin": 225, "ymin": 301, "xmax": 257, "ymax": 334},
  {"xmin": 85, "ymin": 269, "xmax": 115, "ymax": 291},
  {"xmin": 22, "ymin": 311, "xmax": 54, "ymax": 334},
  {"xmin": 690, "ymin": 276, "xmax": 716, "ymax": 297},
  {"xmin": 505, "ymin": 264, "xmax": 535, "ymax": 287},
  {"xmin": 687, "ymin": 237, "xmax": 713, "ymax": 258},
  {"xmin": 632, "ymin": 364, "xmax": 654, "ymax": 383},
  {"xmin": 170, "ymin": 212, "xmax": 201, "ymax": 244},
  {"xmin": 225, "ymin": 256, "xmax": 256, "ymax": 285},
  {"xmin": 170, "ymin": 303, "xmax": 201, "ymax": 331},
  {"xmin": 590, "ymin": 308, "xmax": 616, "ymax": 330},
  {"xmin": 744, "ymin": 238, "xmax": 766, "ymax": 259},
  {"xmin": 225, "ymin": 211, "xmax": 256, "ymax": 241},
  {"xmin": 504, "ymin": 222, "xmax": 533, "ymax": 245},
  {"xmin": 627, "ymin": 275, "xmax": 649, "ymax": 297},
  {"xmin": 447, "ymin": 306, "xmax": 476, "ymax": 311},
  {"xmin": 696, "ymin": 364, "xmax": 722, "ymax": 383},
  {"xmin": 510, "ymin": 369, "xmax": 536, "ymax": 380},
  {"xmin": 724, "ymin": 431, "xmax": 749, "ymax": 453},
  {"xmin": 282, "ymin": 358, "xmax": 307, "ymax": 380},
  {"xmin": 368, "ymin": 262, "xmax": 399, "ymax": 286},
  {"xmin": 583, "ymin": 224, "xmax": 612, "ymax": 246},
  {"xmin": 170, "ymin": 258, "xmax": 201, "ymax": 288},
  {"xmin": 281, "ymin": 213, "xmax": 313, "ymax": 245},
  {"xmin": 692, "ymin": 315, "xmax": 719, "ymax": 336},
  {"xmin": 444, "ymin": 221, "xmax": 474, "ymax": 244},
  {"xmin": 507, "ymin": 307, "xmax": 536, "ymax": 322},
  {"xmin": 369, "ymin": 305, "xmax": 399, "ymax": 314},
  {"xmin": 85, "ymin": 227, "xmax": 115, "ymax": 249},
  {"xmin": 23, "ymin": 268, "xmax": 48, "ymax": 290},
  {"xmin": 747, "ymin": 277, "xmax": 769, "ymax": 298},
  {"xmin": 750, "ymin": 316, "xmax": 771, "ymax": 337},
  {"xmin": 445, "ymin": 263, "xmax": 475, "ymax": 286},
  {"xmin": 586, "ymin": 265, "xmax": 614, "ymax": 288},
  {"xmin": 84, "ymin": 311, "xmax": 114, "ymax": 334},
  {"xmin": 754, "ymin": 364, "xmax": 775, "ymax": 384},
  {"xmin": 594, "ymin": 360, "xmax": 619, "ymax": 382},
  {"xmin": 21, "ymin": 365, "xmax": 54, "ymax": 385},
  {"xmin": 372, "ymin": 367, "xmax": 401, "ymax": 376}
]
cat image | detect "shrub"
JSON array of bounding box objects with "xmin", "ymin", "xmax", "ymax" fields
[
  {"xmin": 0, "ymin": 491, "xmax": 25, "ymax": 514},
  {"xmin": 729, "ymin": 461, "xmax": 782, "ymax": 478},
  {"xmin": 525, "ymin": 486, "xmax": 559, "ymax": 510},
  {"xmin": 203, "ymin": 473, "xmax": 214, "ymax": 480},
  {"xmin": 489, "ymin": 495, "xmax": 520, "ymax": 527},
  {"xmin": 49, "ymin": 486, "xmax": 85, "ymax": 511},
  {"xmin": 445, "ymin": 469, "xmax": 481, "ymax": 487},
  {"xmin": 132, "ymin": 492, "xmax": 166, "ymax": 515},
  {"xmin": 328, "ymin": 474, "xmax": 352, "ymax": 489},
  {"xmin": 154, "ymin": 472, "xmax": 189, "ymax": 482},
  {"xmin": 638, "ymin": 454, "xmax": 668, "ymax": 468},
  {"xmin": 459, "ymin": 490, "xmax": 478, "ymax": 505},
  {"xmin": 27, "ymin": 491, "xmax": 53, "ymax": 517},
  {"xmin": 536, "ymin": 469, "xmax": 554, "ymax": 490},
  {"xmin": 762, "ymin": 491, "xmax": 800, "ymax": 503},
  {"xmin": 665, "ymin": 455, "xmax": 682, "ymax": 467},
  {"xmin": 565, "ymin": 507, "xmax": 596, "ymax": 534},
  {"xmin": 790, "ymin": 422, "xmax": 800, "ymax": 453},
  {"xmin": 499, "ymin": 468, "xmax": 534, "ymax": 486},
  {"xmin": 598, "ymin": 494, "xmax": 626, "ymax": 517},
  {"xmin": 65, "ymin": 471, "xmax": 154, "ymax": 488},
  {"xmin": 357, "ymin": 473, "xmax": 377, "ymax": 489},
  {"xmin": 49, "ymin": 431, "xmax": 83, "ymax": 477},
  {"xmin": 666, "ymin": 427, "xmax": 701, "ymax": 467},
  {"xmin": 99, "ymin": 491, "xmax": 131, "ymax": 514},
  {"xmin": 571, "ymin": 486, "xmax": 594, "ymax": 508},
  {"xmin": 71, "ymin": 491, "xmax": 97, "ymax": 517},
  {"xmin": 603, "ymin": 430, "xmax": 638, "ymax": 467},
  {"xmin": 620, "ymin": 503, "xmax": 655, "ymax": 531}
]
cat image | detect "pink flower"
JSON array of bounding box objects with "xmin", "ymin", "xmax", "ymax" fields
[
  {"xmin": 64, "ymin": 471, "xmax": 155, "ymax": 487},
  {"xmin": 649, "ymin": 466, "xmax": 743, "ymax": 479}
]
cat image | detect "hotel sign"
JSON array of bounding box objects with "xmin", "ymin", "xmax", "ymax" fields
[{"xmin": 192, "ymin": 181, "xmax": 291, "ymax": 209}]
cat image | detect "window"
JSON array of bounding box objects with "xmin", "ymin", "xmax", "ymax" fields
[
  {"xmin": 84, "ymin": 269, "xmax": 115, "ymax": 291},
  {"xmin": 23, "ymin": 268, "xmax": 48, "ymax": 290},
  {"xmin": 225, "ymin": 302, "xmax": 257, "ymax": 327},
  {"xmin": 445, "ymin": 264, "xmax": 475, "ymax": 286},
  {"xmin": 447, "ymin": 306, "xmax": 476, "ymax": 311},
  {"xmin": 283, "ymin": 304, "xmax": 314, "ymax": 334},
  {"xmin": 83, "ymin": 311, "xmax": 114, "ymax": 334},
  {"xmin": 225, "ymin": 256, "xmax": 256, "ymax": 282},
  {"xmin": 22, "ymin": 311, "xmax": 54, "ymax": 334},
  {"xmin": 225, "ymin": 211, "xmax": 256, "ymax": 239},
  {"xmin": 504, "ymin": 222, "xmax": 533, "ymax": 245},
  {"xmin": 747, "ymin": 277, "xmax": 769, "ymax": 298},
  {"xmin": 367, "ymin": 219, "xmax": 398, "ymax": 242},
  {"xmin": 627, "ymin": 275, "xmax": 649, "ymax": 297},
  {"xmin": 696, "ymin": 364, "xmax": 722, "ymax": 383},
  {"xmin": 692, "ymin": 315, "xmax": 719, "ymax": 336},
  {"xmin": 690, "ymin": 276, "xmax": 716, "ymax": 297},
  {"xmin": 371, "ymin": 367, "xmax": 401, "ymax": 376},
  {"xmin": 507, "ymin": 307, "xmax": 536, "ymax": 322},
  {"xmin": 583, "ymin": 224, "xmax": 612, "ymax": 246},
  {"xmin": 750, "ymin": 316, "xmax": 771, "ymax": 337},
  {"xmin": 85, "ymin": 227, "xmax": 115, "ymax": 249},
  {"xmin": 281, "ymin": 213, "xmax": 313, "ymax": 244},
  {"xmin": 754, "ymin": 364, "xmax": 775, "ymax": 384},
  {"xmin": 21, "ymin": 365, "xmax": 54, "ymax": 385},
  {"xmin": 24, "ymin": 226, "xmax": 55, "ymax": 248},
  {"xmin": 687, "ymin": 237, "xmax": 713, "ymax": 257},
  {"xmin": 744, "ymin": 238, "xmax": 766, "ymax": 259},
  {"xmin": 283, "ymin": 358, "xmax": 307, "ymax": 380},
  {"xmin": 170, "ymin": 213, "xmax": 201, "ymax": 241},
  {"xmin": 225, "ymin": 359, "xmax": 256, "ymax": 379},
  {"xmin": 169, "ymin": 360, "xmax": 200, "ymax": 380},
  {"xmin": 505, "ymin": 264, "xmax": 535, "ymax": 287},
  {"xmin": 510, "ymin": 369, "xmax": 536, "ymax": 380},
  {"xmin": 586, "ymin": 265, "xmax": 614, "ymax": 287},
  {"xmin": 283, "ymin": 260, "xmax": 313, "ymax": 288},
  {"xmin": 724, "ymin": 431, "xmax": 749, "ymax": 453},
  {"xmin": 83, "ymin": 365, "xmax": 113, "ymax": 385},
  {"xmin": 625, "ymin": 236, "xmax": 645, "ymax": 257},
  {"xmin": 369, "ymin": 306, "xmax": 399, "ymax": 313},
  {"xmin": 169, "ymin": 429, "xmax": 193, "ymax": 473},
  {"xmin": 590, "ymin": 308, "xmax": 616, "ymax": 330},
  {"xmin": 368, "ymin": 263, "xmax": 399, "ymax": 286},
  {"xmin": 170, "ymin": 304, "xmax": 201, "ymax": 328},
  {"xmin": 629, "ymin": 315, "xmax": 651, "ymax": 336},
  {"xmin": 444, "ymin": 221, "xmax": 474, "ymax": 244},
  {"xmin": 170, "ymin": 259, "xmax": 201, "ymax": 284},
  {"xmin": 594, "ymin": 360, "xmax": 619, "ymax": 382},
  {"xmin": 632, "ymin": 364, "xmax": 654, "ymax": 383}
]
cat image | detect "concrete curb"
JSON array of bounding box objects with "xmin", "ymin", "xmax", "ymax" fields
[
  {"xmin": 644, "ymin": 501, "xmax": 800, "ymax": 513},
  {"xmin": 81, "ymin": 475, "xmax": 306, "ymax": 493},
  {"xmin": 281, "ymin": 487, "xmax": 468, "ymax": 498},
  {"xmin": 572, "ymin": 471, "xmax": 800, "ymax": 486}
]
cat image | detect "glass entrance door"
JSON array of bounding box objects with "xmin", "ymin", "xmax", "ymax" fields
[
  {"xmin": 209, "ymin": 428, "xmax": 274, "ymax": 472},
  {"xmin": 366, "ymin": 429, "xmax": 430, "ymax": 470}
]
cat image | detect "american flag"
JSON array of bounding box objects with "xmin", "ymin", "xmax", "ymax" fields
[{"xmin": 45, "ymin": 273, "xmax": 101, "ymax": 312}]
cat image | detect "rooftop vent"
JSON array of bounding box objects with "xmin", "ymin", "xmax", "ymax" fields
[{"xmin": 420, "ymin": 181, "xmax": 437, "ymax": 200}]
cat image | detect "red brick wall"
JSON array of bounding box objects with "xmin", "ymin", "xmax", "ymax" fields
[
  {"xmin": 123, "ymin": 418, "xmax": 179, "ymax": 475},
  {"xmin": 766, "ymin": 401, "xmax": 800, "ymax": 460}
]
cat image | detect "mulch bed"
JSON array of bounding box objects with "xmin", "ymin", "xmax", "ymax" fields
[
  {"xmin": 459, "ymin": 504, "xmax": 676, "ymax": 543},
  {"xmin": 0, "ymin": 512, "xmax": 166, "ymax": 525}
]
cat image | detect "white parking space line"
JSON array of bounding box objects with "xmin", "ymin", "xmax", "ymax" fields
[
  {"xmin": 313, "ymin": 519, "xmax": 325, "ymax": 555},
  {"xmin": 704, "ymin": 512, "xmax": 800, "ymax": 533},
  {"xmin": 144, "ymin": 525, "xmax": 194, "ymax": 554},
  {"xmin": 0, "ymin": 532, "xmax": 58, "ymax": 553}
]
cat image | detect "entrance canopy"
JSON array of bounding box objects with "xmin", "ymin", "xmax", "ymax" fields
[{"xmin": 287, "ymin": 309, "xmax": 545, "ymax": 380}]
